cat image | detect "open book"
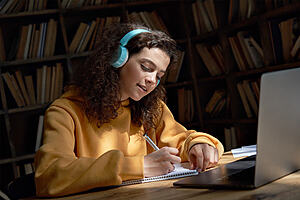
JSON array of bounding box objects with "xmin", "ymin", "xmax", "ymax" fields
[{"xmin": 121, "ymin": 163, "xmax": 198, "ymax": 185}]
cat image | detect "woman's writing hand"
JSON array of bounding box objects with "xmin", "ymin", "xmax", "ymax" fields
[
  {"xmin": 144, "ymin": 147, "xmax": 181, "ymax": 177},
  {"xmin": 188, "ymin": 143, "xmax": 219, "ymax": 172}
]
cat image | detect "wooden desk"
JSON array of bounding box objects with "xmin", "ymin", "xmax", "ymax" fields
[{"xmin": 24, "ymin": 152, "xmax": 300, "ymax": 200}]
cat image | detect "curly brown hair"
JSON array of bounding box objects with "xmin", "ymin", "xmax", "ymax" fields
[{"xmin": 68, "ymin": 23, "xmax": 178, "ymax": 131}]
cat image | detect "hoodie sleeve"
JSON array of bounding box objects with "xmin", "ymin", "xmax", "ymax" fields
[
  {"xmin": 34, "ymin": 103, "xmax": 143, "ymax": 197},
  {"xmin": 153, "ymin": 101, "xmax": 224, "ymax": 162}
]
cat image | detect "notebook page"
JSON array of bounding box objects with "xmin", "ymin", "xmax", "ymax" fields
[{"xmin": 121, "ymin": 163, "xmax": 198, "ymax": 185}]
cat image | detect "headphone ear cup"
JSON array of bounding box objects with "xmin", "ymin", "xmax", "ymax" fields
[{"xmin": 111, "ymin": 46, "xmax": 129, "ymax": 68}]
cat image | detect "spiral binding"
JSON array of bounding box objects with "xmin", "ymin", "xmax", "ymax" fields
[{"xmin": 121, "ymin": 164, "xmax": 198, "ymax": 186}]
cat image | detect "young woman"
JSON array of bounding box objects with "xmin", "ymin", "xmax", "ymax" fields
[{"xmin": 34, "ymin": 23, "xmax": 224, "ymax": 197}]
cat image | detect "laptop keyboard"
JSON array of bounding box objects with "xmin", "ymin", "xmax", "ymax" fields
[
  {"xmin": 173, "ymin": 155, "xmax": 257, "ymax": 188},
  {"xmin": 217, "ymin": 155, "xmax": 256, "ymax": 184}
]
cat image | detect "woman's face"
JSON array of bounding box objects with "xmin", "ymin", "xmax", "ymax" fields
[{"xmin": 119, "ymin": 47, "xmax": 170, "ymax": 101}]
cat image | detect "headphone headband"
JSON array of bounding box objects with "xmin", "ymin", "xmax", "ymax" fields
[{"xmin": 120, "ymin": 29, "xmax": 150, "ymax": 46}]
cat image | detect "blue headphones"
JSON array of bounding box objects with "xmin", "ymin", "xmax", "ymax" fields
[
  {"xmin": 111, "ymin": 28, "xmax": 160, "ymax": 86},
  {"xmin": 111, "ymin": 29, "xmax": 150, "ymax": 68}
]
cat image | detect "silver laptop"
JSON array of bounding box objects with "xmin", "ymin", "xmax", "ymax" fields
[{"xmin": 174, "ymin": 67, "xmax": 300, "ymax": 189}]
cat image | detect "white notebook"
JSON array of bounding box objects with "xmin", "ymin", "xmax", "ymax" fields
[{"xmin": 121, "ymin": 163, "xmax": 198, "ymax": 185}]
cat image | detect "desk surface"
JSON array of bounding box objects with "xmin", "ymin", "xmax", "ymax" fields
[{"xmin": 25, "ymin": 152, "xmax": 300, "ymax": 200}]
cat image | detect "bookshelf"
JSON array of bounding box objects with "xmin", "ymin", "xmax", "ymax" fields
[
  {"xmin": 0, "ymin": 0, "xmax": 197, "ymax": 189},
  {"xmin": 184, "ymin": 0, "xmax": 300, "ymax": 151},
  {"xmin": 0, "ymin": 0, "xmax": 299, "ymax": 190}
]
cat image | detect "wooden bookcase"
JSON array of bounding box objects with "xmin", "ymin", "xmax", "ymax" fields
[
  {"xmin": 182, "ymin": 0, "xmax": 300, "ymax": 151},
  {"xmin": 0, "ymin": 0, "xmax": 195, "ymax": 189},
  {"xmin": 0, "ymin": 0, "xmax": 300, "ymax": 189}
]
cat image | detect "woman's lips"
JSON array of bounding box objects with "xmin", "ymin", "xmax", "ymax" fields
[{"xmin": 137, "ymin": 84, "xmax": 147, "ymax": 92}]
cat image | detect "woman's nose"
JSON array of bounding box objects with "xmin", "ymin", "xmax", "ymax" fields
[{"xmin": 146, "ymin": 73, "xmax": 157, "ymax": 85}]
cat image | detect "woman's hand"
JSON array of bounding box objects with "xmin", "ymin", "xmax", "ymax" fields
[
  {"xmin": 144, "ymin": 147, "xmax": 181, "ymax": 177},
  {"xmin": 188, "ymin": 143, "xmax": 219, "ymax": 172}
]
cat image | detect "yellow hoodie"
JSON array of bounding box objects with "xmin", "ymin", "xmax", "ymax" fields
[{"xmin": 34, "ymin": 90, "xmax": 224, "ymax": 197}]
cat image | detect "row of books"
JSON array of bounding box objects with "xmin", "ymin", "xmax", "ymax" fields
[
  {"xmin": 128, "ymin": 10, "xmax": 169, "ymax": 35},
  {"xmin": 15, "ymin": 162, "xmax": 35, "ymax": 178},
  {"xmin": 195, "ymin": 22, "xmax": 299, "ymax": 75},
  {"xmin": 265, "ymin": 0, "xmax": 299, "ymax": 10},
  {"xmin": 0, "ymin": 0, "xmax": 108, "ymax": 14},
  {"xmin": 224, "ymin": 126, "xmax": 238, "ymax": 151},
  {"xmin": 195, "ymin": 43, "xmax": 225, "ymax": 76},
  {"xmin": 267, "ymin": 17, "xmax": 300, "ymax": 64},
  {"xmin": 69, "ymin": 10, "xmax": 168, "ymax": 54},
  {"xmin": 236, "ymin": 79, "xmax": 260, "ymax": 118},
  {"xmin": 2, "ymin": 15, "xmax": 124, "ymax": 60},
  {"xmin": 192, "ymin": 0, "xmax": 218, "ymax": 35},
  {"xmin": 228, "ymin": 0, "xmax": 256, "ymax": 24},
  {"xmin": 177, "ymin": 88, "xmax": 194, "ymax": 123},
  {"xmin": 35, "ymin": 115, "xmax": 44, "ymax": 152},
  {"xmin": 14, "ymin": 114, "xmax": 44, "ymax": 178},
  {"xmin": 0, "ymin": 0, "xmax": 47, "ymax": 14},
  {"xmin": 192, "ymin": 0, "xmax": 256, "ymax": 34},
  {"xmin": 0, "ymin": 27, "xmax": 5, "ymax": 62},
  {"xmin": 192, "ymin": 0, "xmax": 297, "ymax": 31},
  {"xmin": 1, "ymin": 9, "xmax": 169, "ymax": 61},
  {"xmin": 1, "ymin": 63, "xmax": 64, "ymax": 109},
  {"xmin": 205, "ymin": 89, "xmax": 227, "ymax": 118},
  {"xmin": 69, "ymin": 16, "xmax": 120, "ymax": 54},
  {"xmin": 0, "ymin": 10, "xmax": 169, "ymax": 60},
  {"xmin": 161, "ymin": 50, "xmax": 185, "ymax": 84},
  {"xmin": 0, "ymin": 0, "xmax": 24, "ymax": 14},
  {"xmin": 204, "ymin": 80, "xmax": 259, "ymax": 119},
  {"xmin": 0, "ymin": 190, "xmax": 9, "ymax": 200},
  {"xmin": 27, "ymin": 0, "xmax": 48, "ymax": 11},
  {"xmin": 61, "ymin": 0, "xmax": 107, "ymax": 9},
  {"xmin": 228, "ymin": 31, "xmax": 264, "ymax": 71},
  {"xmin": 3, "ymin": 19, "xmax": 58, "ymax": 61}
]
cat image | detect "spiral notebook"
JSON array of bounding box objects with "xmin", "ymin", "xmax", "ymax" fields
[{"xmin": 121, "ymin": 163, "xmax": 198, "ymax": 185}]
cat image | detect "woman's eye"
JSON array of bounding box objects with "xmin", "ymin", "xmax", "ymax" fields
[{"xmin": 141, "ymin": 65, "xmax": 151, "ymax": 72}]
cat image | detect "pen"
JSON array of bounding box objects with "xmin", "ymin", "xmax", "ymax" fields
[{"xmin": 143, "ymin": 133, "xmax": 159, "ymax": 151}]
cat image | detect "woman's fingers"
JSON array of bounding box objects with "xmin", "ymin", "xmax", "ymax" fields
[
  {"xmin": 144, "ymin": 146, "xmax": 181, "ymax": 177},
  {"xmin": 188, "ymin": 143, "xmax": 219, "ymax": 172}
]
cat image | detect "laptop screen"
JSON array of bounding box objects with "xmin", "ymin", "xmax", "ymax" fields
[{"xmin": 255, "ymin": 67, "xmax": 300, "ymax": 187}]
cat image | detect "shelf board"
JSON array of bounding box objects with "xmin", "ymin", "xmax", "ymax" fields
[
  {"xmin": 224, "ymin": 16, "xmax": 259, "ymax": 33},
  {"xmin": 0, "ymin": 54, "xmax": 67, "ymax": 67},
  {"xmin": 62, "ymin": 2, "xmax": 124, "ymax": 16},
  {"xmin": 0, "ymin": 103, "xmax": 50, "ymax": 115},
  {"xmin": 197, "ymin": 74, "xmax": 227, "ymax": 83},
  {"xmin": 235, "ymin": 118, "xmax": 258, "ymax": 124},
  {"xmin": 263, "ymin": 2, "xmax": 300, "ymax": 19},
  {"xmin": 0, "ymin": 0, "xmax": 181, "ymax": 21},
  {"xmin": 205, "ymin": 119, "xmax": 235, "ymax": 125},
  {"xmin": 0, "ymin": 153, "xmax": 35, "ymax": 165},
  {"xmin": 0, "ymin": 9, "xmax": 59, "ymax": 20},
  {"xmin": 183, "ymin": 121, "xmax": 200, "ymax": 129},
  {"xmin": 233, "ymin": 60, "xmax": 300, "ymax": 77},
  {"xmin": 204, "ymin": 118, "xmax": 257, "ymax": 125},
  {"xmin": 195, "ymin": 60, "xmax": 300, "ymax": 81},
  {"xmin": 126, "ymin": 0, "xmax": 180, "ymax": 8},
  {"xmin": 68, "ymin": 51, "xmax": 93, "ymax": 59},
  {"xmin": 176, "ymin": 38, "xmax": 188, "ymax": 44},
  {"xmin": 191, "ymin": 17, "xmax": 258, "ymax": 42},
  {"xmin": 192, "ymin": 30, "xmax": 218, "ymax": 42},
  {"xmin": 165, "ymin": 80, "xmax": 193, "ymax": 89}
]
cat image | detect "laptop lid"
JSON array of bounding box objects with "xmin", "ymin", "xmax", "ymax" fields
[{"xmin": 255, "ymin": 67, "xmax": 300, "ymax": 187}]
